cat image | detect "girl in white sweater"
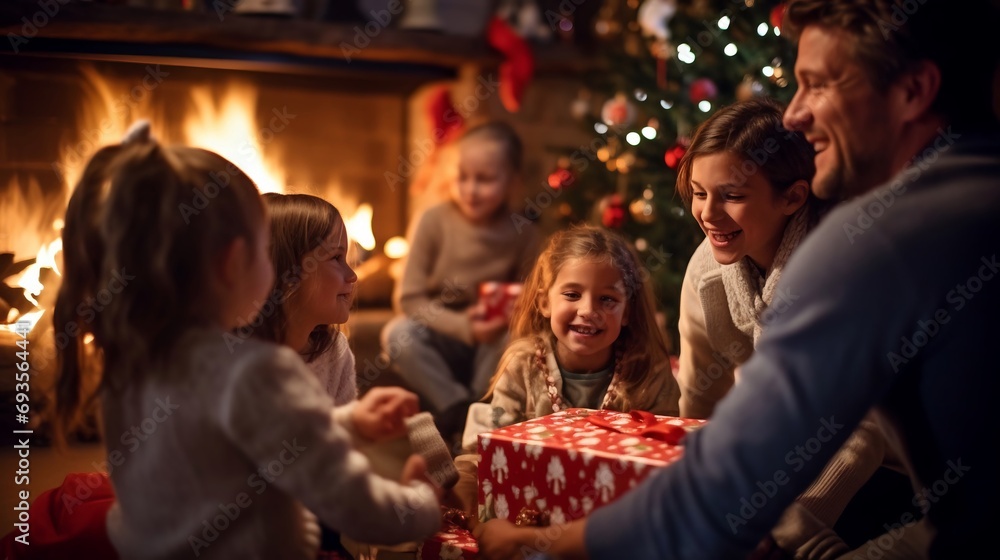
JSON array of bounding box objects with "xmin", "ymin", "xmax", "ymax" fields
[
  {"xmin": 254, "ymin": 193, "xmax": 359, "ymax": 406},
  {"xmin": 52, "ymin": 126, "xmax": 441, "ymax": 559},
  {"xmin": 675, "ymin": 99, "xmax": 922, "ymax": 559}
]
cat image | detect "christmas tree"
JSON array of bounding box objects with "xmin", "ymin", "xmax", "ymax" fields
[{"xmin": 546, "ymin": 0, "xmax": 797, "ymax": 347}]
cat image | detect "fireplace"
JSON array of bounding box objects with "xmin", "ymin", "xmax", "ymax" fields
[
  {"xmin": 0, "ymin": 2, "xmax": 596, "ymax": 441},
  {"xmin": 0, "ymin": 45, "xmax": 445, "ymax": 436}
]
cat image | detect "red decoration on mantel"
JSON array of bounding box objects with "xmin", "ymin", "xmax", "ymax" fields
[
  {"xmin": 487, "ymin": 16, "xmax": 535, "ymax": 113},
  {"xmin": 428, "ymin": 85, "xmax": 464, "ymax": 146}
]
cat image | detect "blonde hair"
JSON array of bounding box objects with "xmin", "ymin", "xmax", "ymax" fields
[
  {"xmin": 53, "ymin": 137, "xmax": 264, "ymax": 442},
  {"xmin": 496, "ymin": 225, "xmax": 671, "ymax": 408},
  {"xmin": 253, "ymin": 193, "xmax": 345, "ymax": 361}
]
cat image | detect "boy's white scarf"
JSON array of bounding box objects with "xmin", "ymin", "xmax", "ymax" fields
[{"xmin": 720, "ymin": 207, "xmax": 809, "ymax": 345}]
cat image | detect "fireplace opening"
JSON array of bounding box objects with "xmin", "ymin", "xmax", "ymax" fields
[{"xmin": 1, "ymin": 53, "xmax": 424, "ymax": 439}]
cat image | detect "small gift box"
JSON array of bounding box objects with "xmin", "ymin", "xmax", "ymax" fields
[
  {"xmin": 417, "ymin": 528, "xmax": 478, "ymax": 559},
  {"xmin": 342, "ymin": 508, "xmax": 478, "ymax": 560},
  {"xmin": 417, "ymin": 507, "xmax": 478, "ymax": 559},
  {"xmin": 478, "ymin": 282, "xmax": 522, "ymax": 321},
  {"xmin": 477, "ymin": 409, "xmax": 706, "ymax": 524}
]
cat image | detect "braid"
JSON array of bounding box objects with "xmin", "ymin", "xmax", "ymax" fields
[
  {"xmin": 600, "ymin": 346, "xmax": 625, "ymax": 411},
  {"xmin": 539, "ymin": 336, "xmax": 625, "ymax": 413}
]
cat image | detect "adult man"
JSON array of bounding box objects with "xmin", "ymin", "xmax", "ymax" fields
[{"xmin": 475, "ymin": 0, "xmax": 999, "ymax": 558}]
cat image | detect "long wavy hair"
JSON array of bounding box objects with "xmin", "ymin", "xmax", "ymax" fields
[
  {"xmin": 53, "ymin": 136, "xmax": 264, "ymax": 441},
  {"xmin": 496, "ymin": 225, "xmax": 672, "ymax": 408},
  {"xmin": 252, "ymin": 193, "xmax": 345, "ymax": 362}
]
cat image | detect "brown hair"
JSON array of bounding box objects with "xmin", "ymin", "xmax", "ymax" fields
[
  {"xmin": 459, "ymin": 121, "xmax": 524, "ymax": 173},
  {"xmin": 253, "ymin": 193, "xmax": 345, "ymax": 361},
  {"xmin": 676, "ymin": 97, "xmax": 826, "ymax": 225},
  {"xmin": 497, "ymin": 225, "xmax": 671, "ymax": 407},
  {"xmin": 53, "ymin": 136, "xmax": 264, "ymax": 442},
  {"xmin": 784, "ymin": 0, "xmax": 997, "ymax": 125}
]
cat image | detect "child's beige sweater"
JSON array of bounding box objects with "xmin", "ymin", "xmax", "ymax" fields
[{"xmin": 452, "ymin": 335, "xmax": 681, "ymax": 522}]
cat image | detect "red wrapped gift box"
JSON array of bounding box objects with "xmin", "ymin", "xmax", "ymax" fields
[
  {"xmin": 478, "ymin": 282, "xmax": 522, "ymax": 321},
  {"xmin": 477, "ymin": 409, "xmax": 706, "ymax": 524},
  {"xmin": 418, "ymin": 526, "xmax": 478, "ymax": 560}
]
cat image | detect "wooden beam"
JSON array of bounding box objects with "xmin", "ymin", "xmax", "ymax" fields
[{"xmin": 0, "ymin": 0, "xmax": 499, "ymax": 69}]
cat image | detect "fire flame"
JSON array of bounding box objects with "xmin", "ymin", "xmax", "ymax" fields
[
  {"xmin": 184, "ymin": 85, "xmax": 284, "ymax": 194},
  {"xmin": 16, "ymin": 238, "xmax": 62, "ymax": 308},
  {"xmin": 2, "ymin": 65, "xmax": 376, "ymax": 335}
]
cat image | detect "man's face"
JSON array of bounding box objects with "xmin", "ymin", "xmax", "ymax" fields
[{"xmin": 783, "ymin": 26, "xmax": 902, "ymax": 201}]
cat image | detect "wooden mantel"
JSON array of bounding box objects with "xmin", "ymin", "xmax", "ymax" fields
[{"xmin": 0, "ymin": 0, "xmax": 506, "ymax": 75}]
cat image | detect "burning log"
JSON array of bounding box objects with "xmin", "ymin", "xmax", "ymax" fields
[{"xmin": 0, "ymin": 254, "xmax": 37, "ymax": 318}]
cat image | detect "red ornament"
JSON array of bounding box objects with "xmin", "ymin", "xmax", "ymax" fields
[
  {"xmin": 770, "ymin": 3, "xmax": 787, "ymax": 33},
  {"xmin": 601, "ymin": 94, "xmax": 637, "ymax": 127},
  {"xmin": 601, "ymin": 194, "xmax": 626, "ymax": 228},
  {"xmin": 547, "ymin": 167, "xmax": 575, "ymax": 190},
  {"xmin": 688, "ymin": 78, "xmax": 718, "ymax": 103},
  {"xmin": 664, "ymin": 143, "xmax": 687, "ymax": 169}
]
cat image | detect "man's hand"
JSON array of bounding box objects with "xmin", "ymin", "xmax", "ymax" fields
[
  {"xmin": 474, "ymin": 519, "xmax": 535, "ymax": 559},
  {"xmin": 352, "ymin": 386, "xmax": 420, "ymax": 441},
  {"xmin": 476, "ymin": 518, "xmax": 590, "ymax": 560}
]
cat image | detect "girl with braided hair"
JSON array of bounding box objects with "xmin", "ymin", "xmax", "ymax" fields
[{"xmin": 448, "ymin": 225, "xmax": 680, "ymax": 524}]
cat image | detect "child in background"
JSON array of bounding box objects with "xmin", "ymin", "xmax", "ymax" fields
[
  {"xmin": 449, "ymin": 225, "xmax": 681, "ymax": 523},
  {"xmin": 253, "ymin": 192, "xmax": 359, "ymax": 406},
  {"xmin": 382, "ymin": 121, "xmax": 541, "ymax": 444},
  {"xmin": 52, "ymin": 125, "xmax": 441, "ymax": 559}
]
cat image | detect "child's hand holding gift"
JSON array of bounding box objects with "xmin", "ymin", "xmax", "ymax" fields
[
  {"xmin": 469, "ymin": 302, "xmax": 509, "ymax": 344},
  {"xmin": 352, "ymin": 386, "xmax": 420, "ymax": 441},
  {"xmin": 402, "ymin": 455, "xmax": 446, "ymax": 500}
]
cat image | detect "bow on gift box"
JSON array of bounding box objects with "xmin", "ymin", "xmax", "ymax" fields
[{"xmin": 586, "ymin": 410, "xmax": 689, "ymax": 445}]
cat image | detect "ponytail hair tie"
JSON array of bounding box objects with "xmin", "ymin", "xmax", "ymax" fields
[{"xmin": 121, "ymin": 120, "xmax": 152, "ymax": 145}]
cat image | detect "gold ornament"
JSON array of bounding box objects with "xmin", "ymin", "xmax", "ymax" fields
[{"xmin": 629, "ymin": 187, "xmax": 657, "ymax": 224}]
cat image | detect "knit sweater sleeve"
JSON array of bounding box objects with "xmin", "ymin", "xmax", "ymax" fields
[
  {"xmin": 795, "ymin": 414, "xmax": 885, "ymax": 526},
  {"xmin": 395, "ymin": 205, "xmax": 473, "ymax": 344},
  {"xmin": 642, "ymin": 361, "xmax": 682, "ymax": 417},
  {"xmin": 677, "ymin": 241, "xmax": 737, "ymax": 419},
  {"xmin": 486, "ymin": 340, "xmax": 535, "ymax": 429},
  {"xmin": 328, "ymin": 333, "xmax": 358, "ymax": 405},
  {"xmin": 771, "ymin": 414, "xmax": 886, "ymax": 559},
  {"xmin": 306, "ymin": 333, "xmax": 358, "ymax": 407},
  {"xmin": 218, "ymin": 344, "xmax": 440, "ymax": 545}
]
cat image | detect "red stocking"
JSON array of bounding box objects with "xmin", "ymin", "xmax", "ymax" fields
[{"xmin": 486, "ymin": 16, "xmax": 535, "ymax": 113}]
